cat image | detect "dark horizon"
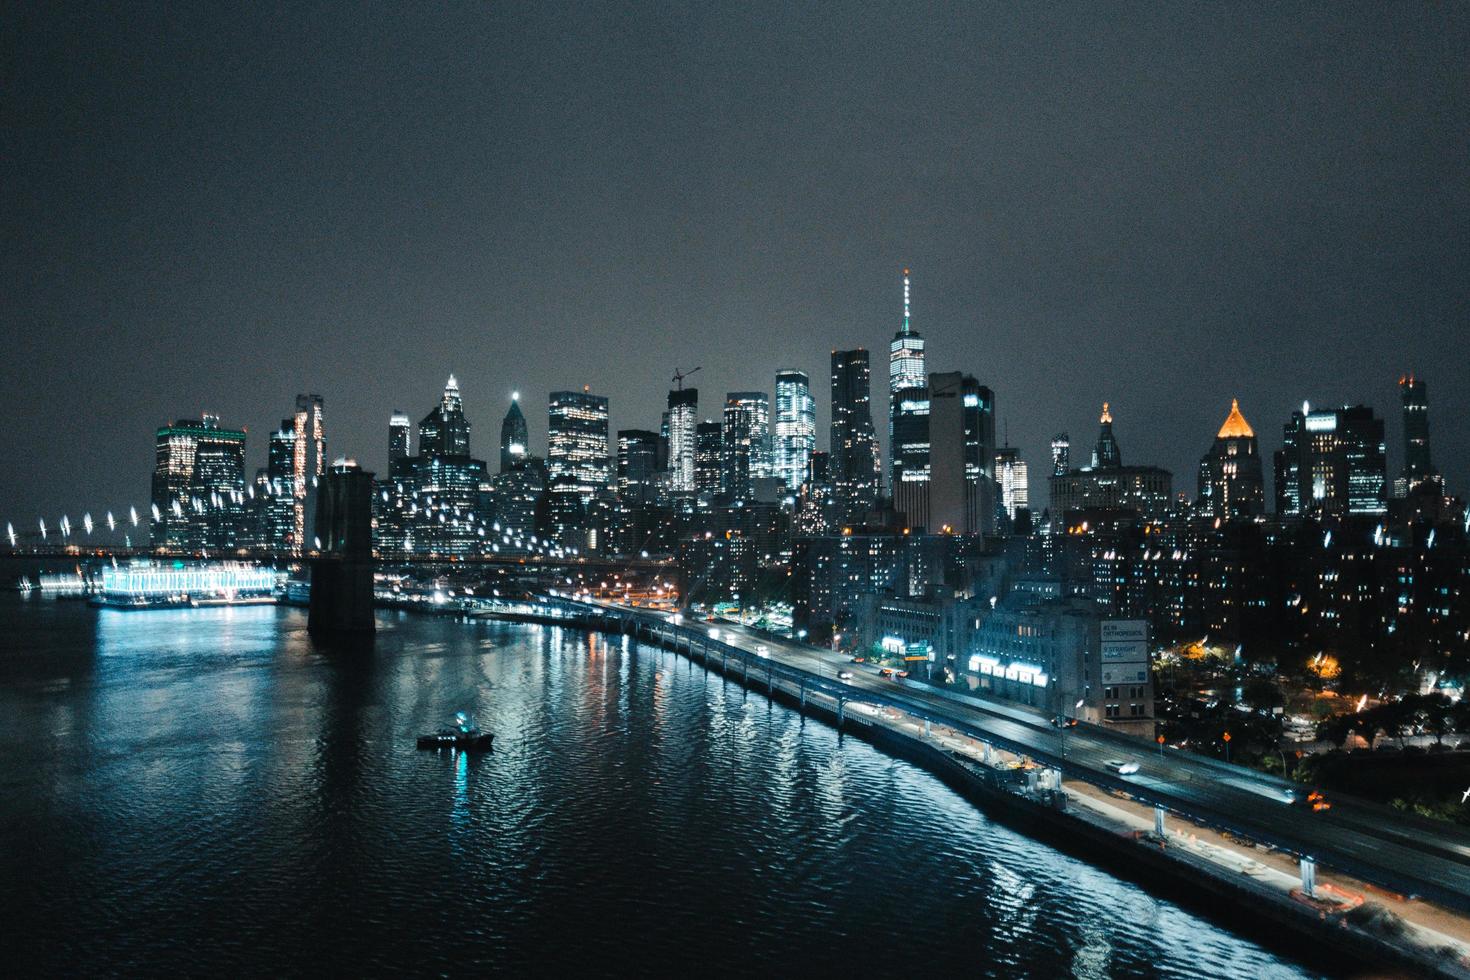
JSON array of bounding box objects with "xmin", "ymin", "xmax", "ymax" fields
[{"xmin": 4, "ymin": 3, "xmax": 1467, "ymax": 523}]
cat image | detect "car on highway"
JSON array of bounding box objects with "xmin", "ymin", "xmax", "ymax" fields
[
  {"xmin": 1051, "ymin": 716, "xmax": 1079, "ymax": 728},
  {"xmin": 1104, "ymin": 759, "xmax": 1141, "ymax": 776},
  {"xmin": 837, "ymin": 671, "xmax": 854, "ymax": 680},
  {"xmin": 879, "ymin": 668, "xmax": 894, "ymax": 678},
  {"xmin": 1289, "ymin": 789, "xmax": 1332, "ymax": 812}
]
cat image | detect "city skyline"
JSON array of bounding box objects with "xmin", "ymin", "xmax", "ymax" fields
[
  {"xmin": 0, "ymin": 350, "xmax": 1450, "ymax": 531},
  {"xmin": 4, "ymin": 4, "xmax": 1468, "ymax": 524}
]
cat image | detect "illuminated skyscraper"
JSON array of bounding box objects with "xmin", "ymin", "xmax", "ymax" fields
[
  {"xmin": 617, "ymin": 429, "xmax": 660, "ymax": 500},
  {"xmin": 1051, "ymin": 434, "xmax": 1070, "ymax": 476},
  {"xmin": 1198, "ymin": 399, "xmax": 1264, "ymax": 518},
  {"xmin": 927, "ymin": 373, "xmax": 995, "ymax": 535},
  {"xmin": 695, "ymin": 420, "xmax": 723, "ymax": 496},
  {"xmin": 725, "ymin": 391, "xmax": 771, "ymax": 480},
  {"xmin": 149, "ymin": 415, "xmax": 248, "ymax": 551},
  {"xmin": 292, "ymin": 394, "xmax": 326, "ymax": 552},
  {"xmin": 774, "ymin": 370, "xmax": 815, "ymax": 491},
  {"xmin": 402, "ymin": 378, "xmax": 489, "ymax": 557},
  {"xmin": 264, "ymin": 424, "xmax": 297, "ymax": 550},
  {"xmin": 1273, "ymin": 404, "xmax": 1386, "ymax": 517},
  {"xmin": 995, "ymin": 446, "xmax": 1029, "ymax": 520},
  {"xmin": 547, "ymin": 388, "xmax": 611, "ymax": 502},
  {"xmin": 418, "ymin": 376, "xmax": 470, "ymax": 458},
  {"xmin": 389, "ymin": 411, "xmax": 411, "ymax": 468},
  {"xmin": 667, "ymin": 387, "xmax": 698, "ymax": 493},
  {"xmin": 891, "ymin": 383, "xmax": 930, "ymax": 529},
  {"xmin": 1397, "ymin": 374, "xmax": 1437, "ymax": 495},
  {"xmin": 499, "ymin": 392, "xmax": 529, "ymax": 474},
  {"xmin": 830, "ymin": 349, "xmax": 880, "ymax": 517},
  {"xmin": 721, "ymin": 396, "xmax": 755, "ymax": 499},
  {"xmin": 888, "ymin": 267, "xmax": 926, "ymax": 491}
]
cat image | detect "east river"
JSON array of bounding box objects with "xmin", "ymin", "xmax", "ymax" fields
[{"xmin": 0, "ymin": 592, "xmax": 1319, "ymax": 976}]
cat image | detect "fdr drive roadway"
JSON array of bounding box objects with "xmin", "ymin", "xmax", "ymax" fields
[{"xmin": 572, "ymin": 597, "xmax": 1470, "ymax": 917}]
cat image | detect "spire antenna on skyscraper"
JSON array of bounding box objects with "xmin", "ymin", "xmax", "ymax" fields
[{"xmin": 902, "ymin": 267, "xmax": 911, "ymax": 335}]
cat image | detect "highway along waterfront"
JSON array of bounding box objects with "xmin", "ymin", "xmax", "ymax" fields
[{"xmin": 2, "ymin": 593, "xmax": 1330, "ymax": 975}]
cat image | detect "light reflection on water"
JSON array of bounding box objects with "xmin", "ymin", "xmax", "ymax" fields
[{"xmin": 0, "ymin": 595, "xmax": 1319, "ymax": 977}]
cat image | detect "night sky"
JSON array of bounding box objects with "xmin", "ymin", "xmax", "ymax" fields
[{"xmin": 4, "ymin": 3, "xmax": 1467, "ymax": 527}]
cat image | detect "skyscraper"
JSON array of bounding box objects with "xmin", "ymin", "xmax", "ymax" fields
[
  {"xmin": 547, "ymin": 387, "xmax": 611, "ymax": 502},
  {"xmin": 418, "ymin": 376, "xmax": 470, "ymax": 458},
  {"xmin": 401, "ymin": 378, "xmax": 489, "ymax": 557},
  {"xmin": 1092, "ymin": 403, "xmax": 1121, "ymax": 469},
  {"xmin": 891, "ymin": 383, "xmax": 931, "ymax": 530},
  {"xmin": 725, "ymin": 391, "xmax": 771, "ymax": 480},
  {"xmin": 389, "ymin": 411, "xmax": 411, "ymax": 469},
  {"xmin": 774, "ymin": 370, "xmax": 815, "ymax": 492},
  {"xmin": 927, "ymin": 372, "xmax": 995, "ymax": 535},
  {"xmin": 721, "ymin": 397, "xmax": 755, "ymax": 500},
  {"xmin": 500, "ymin": 392, "xmax": 529, "ymax": 474},
  {"xmin": 617, "ymin": 429, "xmax": 660, "ymax": 500},
  {"xmin": 1051, "ymin": 434, "xmax": 1070, "ymax": 477},
  {"xmin": 149, "ymin": 415, "xmax": 248, "ymax": 551},
  {"xmin": 695, "ymin": 420, "xmax": 723, "ymax": 496},
  {"xmin": 667, "ymin": 387, "xmax": 698, "ymax": 494},
  {"xmin": 1273, "ymin": 404, "xmax": 1387, "ymax": 517},
  {"xmin": 830, "ymin": 349, "xmax": 880, "ymax": 517},
  {"xmin": 1397, "ymin": 374, "xmax": 1437, "ymax": 495},
  {"xmin": 292, "ymin": 394, "xmax": 326, "ymax": 552},
  {"xmin": 1197, "ymin": 399, "xmax": 1264, "ymax": 518},
  {"xmin": 888, "ymin": 267, "xmax": 926, "ymax": 492},
  {"xmin": 264, "ymin": 423, "xmax": 297, "ymax": 551},
  {"xmin": 995, "ymin": 446, "xmax": 1029, "ymax": 520}
]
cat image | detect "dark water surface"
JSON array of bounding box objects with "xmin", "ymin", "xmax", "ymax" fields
[{"xmin": 0, "ymin": 594, "xmax": 1316, "ymax": 977}]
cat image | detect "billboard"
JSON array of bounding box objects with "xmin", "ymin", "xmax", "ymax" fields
[{"xmin": 1100, "ymin": 619, "xmax": 1148, "ymax": 664}]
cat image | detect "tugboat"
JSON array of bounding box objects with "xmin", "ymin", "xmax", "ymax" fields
[{"xmin": 417, "ymin": 711, "xmax": 494, "ymax": 751}]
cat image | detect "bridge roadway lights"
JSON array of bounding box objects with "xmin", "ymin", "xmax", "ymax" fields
[
  {"xmin": 1300, "ymin": 857, "xmax": 1316, "ymax": 898},
  {"xmin": 924, "ymin": 718, "xmax": 931, "ymax": 739},
  {"xmin": 1154, "ymin": 806, "xmax": 1166, "ymax": 838},
  {"xmin": 982, "ymin": 743, "xmax": 995, "ymax": 765}
]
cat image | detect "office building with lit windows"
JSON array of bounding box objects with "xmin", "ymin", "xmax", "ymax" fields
[
  {"xmin": 927, "ymin": 372, "xmax": 995, "ymax": 536},
  {"xmin": 149, "ymin": 415, "xmax": 248, "ymax": 551},
  {"xmin": 547, "ymin": 388, "xmax": 610, "ymax": 502},
  {"xmin": 830, "ymin": 349, "xmax": 880, "ymax": 518},
  {"xmin": 1197, "ymin": 399, "xmax": 1264, "ymax": 519},
  {"xmin": 389, "ymin": 411, "xmax": 411, "ymax": 468},
  {"xmin": 617, "ymin": 429, "xmax": 660, "ymax": 501},
  {"xmin": 888, "ymin": 268, "xmax": 926, "ymax": 492},
  {"xmin": 996, "ymin": 446, "xmax": 1029, "ymax": 520},
  {"xmin": 1395, "ymin": 374, "xmax": 1438, "ymax": 497},
  {"xmin": 499, "ymin": 393, "xmax": 529, "ymax": 474},
  {"xmin": 667, "ymin": 387, "xmax": 698, "ymax": 494},
  {"xmin": 774, "ymin": 370, "xmax": 815, "ymax": 492},
  {"xmin": 721, "ymin": 395, "xmax": 759, "ymax": 500},
  {"xmin": 1273, "ymin": 404, "xmax": 1387, "ymax": 517},
  {"xmin": 695, "ymin": 420, "xmax": 723, "ymax": 496},
  {"xmin": 291, "ymin": 394, "xmax": 326, "ymax": 552},
  {"xmin": 725, "ymin": 391, "xmax": 771, "ymax": 481}
]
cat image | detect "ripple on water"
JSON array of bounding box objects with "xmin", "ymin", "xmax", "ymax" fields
[{"xmin": 0, "ymin": 598, "xmax": 1320, "ymax": 978}]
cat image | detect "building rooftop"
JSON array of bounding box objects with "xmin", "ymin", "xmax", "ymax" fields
[{"xmin": 1217, "ymin": 398, "xmax": 1254, "ymax": 439}]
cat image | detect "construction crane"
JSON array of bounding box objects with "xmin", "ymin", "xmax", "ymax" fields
[{"xmin": 672, "ymin": 366, "xmax": 702, "ymax": 390}]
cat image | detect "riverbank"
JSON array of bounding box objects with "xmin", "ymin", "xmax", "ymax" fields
[{"xmin": 487, "ymin": 602, "xmax": 1470, "ymax": 979}]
